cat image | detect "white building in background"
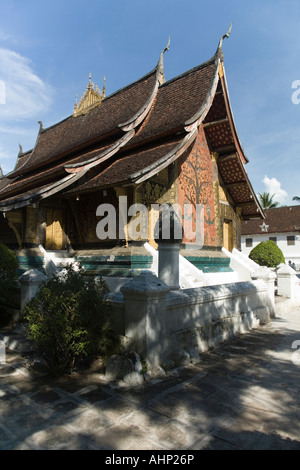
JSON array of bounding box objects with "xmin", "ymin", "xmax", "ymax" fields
[{"xmin": 241, "ymin": 206, "xmax": 300, "ymax": 270}]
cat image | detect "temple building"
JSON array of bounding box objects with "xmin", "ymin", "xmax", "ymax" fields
[{"xmin": 0, "ymin": 32, "xmax": 264, "ymax": 280}]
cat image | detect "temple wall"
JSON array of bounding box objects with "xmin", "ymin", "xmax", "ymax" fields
[
  {"xmin": 211, "ymin": 155, "xmax": 242, "ymax": 252},
  {"xmin": 134, "ymin": 167, "xmax": 177, "ymax": 249},
  {"xmin": 177, "ymin": 127, "xmax": 216, "ymax": 247},
  {"xmin": 0, "ymin": 128, "xmax": 241, "ymax": 260},
  {"xmin": 109, "ymin": 271, "xmax": 273, "ymax": 369}
]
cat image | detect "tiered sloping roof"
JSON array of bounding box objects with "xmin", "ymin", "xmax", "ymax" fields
[{"xmin": 0, "ymin": 36, "xmax": 264, "ymax": 218}]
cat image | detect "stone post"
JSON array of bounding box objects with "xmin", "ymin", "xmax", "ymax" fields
[
  {"xmin": 19, "ymin": 269, "xmax": 48, "ymax": 312},
  {"xmin": 120, "ymin": 271, "xmax": 170, "ymax": 367},
  {"xmin": 277, "ymin": 263, "xmax": 298, "ymax": 299},
  {"xmin": 251, "ymin": 266, "xmax": 276, "ymax": 318},
  {"xmin": 154, "ymin": 204, "xmax": 183, "ymax": 290},
  {"xmin": 158, "ymin": 243, "xmax": 180, "ymax": 290}
]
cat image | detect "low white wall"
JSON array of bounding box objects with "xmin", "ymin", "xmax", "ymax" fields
[
  {"xmin": 162, "ymin": 280, "xmax": 270, "ymax": 365},
  {"xmin": 110, "ymin": 272, "xmax": 272, "ymax": 369}
]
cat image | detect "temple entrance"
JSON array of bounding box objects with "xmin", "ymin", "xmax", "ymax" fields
[
  {"xmin": 223, "ymin": 219, "xmax": 233, "ymax": 252},
  {"xmin": 45, "ymin": 208, "xmax": 65, "ymax": 250}
]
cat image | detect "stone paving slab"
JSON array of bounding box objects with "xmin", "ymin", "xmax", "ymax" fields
[{"xmin": 0, "ymin": 306, "xmax": 300, "ymax": 450}]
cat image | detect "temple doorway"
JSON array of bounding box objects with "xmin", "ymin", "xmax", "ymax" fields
[
  {"xmin": 223, "ymin": 219, "xmax": 233, "ymax": 252},
  {"xmin": 45, "ymin": 208, "xmax": 65, "ymax": 250}
]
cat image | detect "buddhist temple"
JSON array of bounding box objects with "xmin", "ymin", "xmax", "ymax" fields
[{"xmin": 0, "ymin": 30, "xmax": 264, "ymax": 279}]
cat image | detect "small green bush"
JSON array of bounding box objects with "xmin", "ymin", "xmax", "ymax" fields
[
  {"xmin": 249, "ymin": 240, "xmax": 285, "ymax": 268},
  {"xmin": 24, "ymin": 264, "xmax": 115, "ymax": 376},
  {"xmin": 0, "ymin": 242, "xmax": 18, "ymax": 326}
]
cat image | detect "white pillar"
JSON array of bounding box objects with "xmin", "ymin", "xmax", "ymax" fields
[
  {"xmin": 19, "ymin": 269, "xmax": 48, "ymax": 312},
  {"xmin": 121, "ymin": 271, "xmax": 170, "ymax": 367},
  {"xmin": 158, "ymin": 243, "xmax": 180, "ymax": 290},
  {"xmin": 277, "ymin": 263, "xmax": 299, "ymax": 299},
  {"xmin": 251, "ymin": 266, "xmax": 276, "ymax": 318}
]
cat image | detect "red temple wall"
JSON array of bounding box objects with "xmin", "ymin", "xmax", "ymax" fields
[{"xmin": 177, "ymin": 126, "xmax": 216, "ymax": 246}]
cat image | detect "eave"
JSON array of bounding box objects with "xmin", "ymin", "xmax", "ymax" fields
[{"xmin": 201, "ymin": 57, "xmax": 264, "ymax": 219}]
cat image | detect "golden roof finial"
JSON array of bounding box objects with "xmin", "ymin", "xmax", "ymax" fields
[
  {"xmin": 73, "ymin": 72, "xmax": 105, "ymax": 117},
  {"xmin": 88, "ymin": 72, "xmax": 92, "ymax": 90},
  {"xmin": 74, "ymin": 94, "xmax": 78, "ymax": 112},
  {"xmin": 102, "ymin": 76, "xmax": 106, "ymax": 98}
]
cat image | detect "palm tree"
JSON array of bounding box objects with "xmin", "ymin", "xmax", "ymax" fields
[
  {"xmin": 293, "ymin": 196, "xmax": 300, "ymax": 202},
  {"xmin": 258, "ymin": 192, "xmax": 280, "ymax": 209}
]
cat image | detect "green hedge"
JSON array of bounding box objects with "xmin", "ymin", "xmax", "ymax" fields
[
  {"xmin": 24, "ymin": 264, "xmax": 116, "ymax": 376},
  {"xmin": 249, "ymin": 240, "xmax": 285, "ymax": 268},
  {"xmin": 0, "ymin": 242, "xmax": 19, "ymax": 326}
]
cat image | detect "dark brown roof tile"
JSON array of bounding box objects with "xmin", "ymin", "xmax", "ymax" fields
[
  {"xmin": 242, "ymin": 206, "xmax": 300, "ymax": 234},
  {"xmin": 10, "ymin": 71, "xmax": 157, "ymax": 176}
]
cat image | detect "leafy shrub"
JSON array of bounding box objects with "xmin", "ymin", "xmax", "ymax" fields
[
  {"xmin": 24, "ymin": 264, "xmax": 115, "ymax": 376},
  {"xmin": 0, "ymin": 242, "xmax": 18, "ymax": 326},
  {"xmin": 249, "ymin": 240, "xmax": 285, "ymax": 268}
]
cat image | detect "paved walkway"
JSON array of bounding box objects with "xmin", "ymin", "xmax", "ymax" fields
[{"xmin": 1, "ymin": 304, "xmax": 300, "ymax": 450}]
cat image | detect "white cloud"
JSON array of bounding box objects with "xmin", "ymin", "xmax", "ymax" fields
[
  {"xmin": 0, "ymin": 30, "xmax": 12, "ymax": 42},
  {"xmin": 0, "ymin": 48, "xmax": 54, "ymax": 173},
  {"xmin": 0, "ymin": 48, "xmax": 53, "ymax": 122},
  {"xmin": 262, "ymin": 176, "xmax": 288, "ymax": 204}
]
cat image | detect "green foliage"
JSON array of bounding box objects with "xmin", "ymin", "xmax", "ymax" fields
[
  {"xmin": 258, "ymin": 192, "xmax": 280, "ymax": 209},
  {"xmin": 249, "ymin": 240, "xmax": 285, "ymax": 268},
  {"xmin": 0, "ymin": 241, "xmax": 18, "ymax": 282},
  {"xmin": 0, "ymin": 242, "xmax": 18, "ymax": 326},
  {"xmin": 24, "ymin": 264, "xmax": 114, "ymax": 376}
]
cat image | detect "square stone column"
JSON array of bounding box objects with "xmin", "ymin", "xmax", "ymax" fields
[
  {"xmin": 19, "ymin": 269, "xmax": 47, "ymax": 312},
  {"xmin": 277, "ymin": 263, "xmax": 299, "ymax": 299},
  {"xmin": 251, "ymin": 266, "xmax": 276, "ymax": 318},
  {"xmin": 121, "ymin": 271, "xmax": 170, "ymax": 367},
  {"xmin": 158, "ymin": 243, "xmax": 180, "ymax": 290}
]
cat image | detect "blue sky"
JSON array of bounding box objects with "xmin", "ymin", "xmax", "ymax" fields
[{"xmin": 0, "ymin": 0, "xmax": 299, "ymax": 205}]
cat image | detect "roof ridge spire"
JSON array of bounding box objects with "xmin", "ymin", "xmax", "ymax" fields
[
  {"xmin": 102, "ymin": 76, "xmax": 106, "ymax": 98},
  {"xmin": 216, "ymin": 22, "xmax": 233, "ymax": 60},
  {"xmin": 157, "ymin": 36, "xmax": 171, "ymax": 85}
]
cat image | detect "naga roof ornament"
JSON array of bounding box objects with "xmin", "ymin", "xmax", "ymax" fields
[
  {"xmin": 157, "ymin": 36, "xmax": 171, "ymax": 85},
  {"xmin": 216, "ymin": 22, "xmax": 233, "ymax": 61}
]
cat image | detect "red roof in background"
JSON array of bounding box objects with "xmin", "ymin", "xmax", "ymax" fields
[{"xmin": 242, "ymin": 206, "xmax": 300, "ymax": 234}]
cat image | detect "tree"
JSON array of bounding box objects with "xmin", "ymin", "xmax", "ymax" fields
[
  {"xmin": 249, "ymin": 240, "xmax": 285, "ymax": 268},
  {"xmin": 0, "ymin": 242, "xmax": 19, "ymax": 326},
  {"xmin": 25, "ymin": 264, "xmax": 115, "ymax": 376},
  {"xmin": 293, "ymin": 196, "xmax": 300, "ymax": 202},
  {"xmin": 258, "ymin": 192, "xmax": 280, "ymax": 209}
]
